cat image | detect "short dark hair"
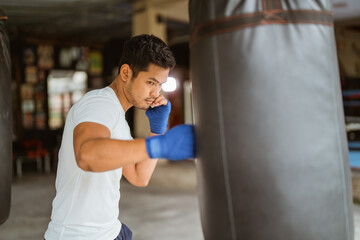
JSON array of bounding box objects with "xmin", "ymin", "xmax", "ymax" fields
[{"xmin": 118, "ymin": 34, "xmax": 176, "ymax": 78}]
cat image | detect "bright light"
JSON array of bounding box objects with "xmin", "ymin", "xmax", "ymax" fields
[{"xmin": 162, "ymin": 77, "xmax": 177, "ymax": 92}]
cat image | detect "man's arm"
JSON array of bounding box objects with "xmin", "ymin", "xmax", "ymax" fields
[
  {"xmin": 73, "ymin": 122, "xmax": 149, "ymax": 172},
  {"xmin": 74, "ymin": 121, "xmax": 195, "ymax": 186}
]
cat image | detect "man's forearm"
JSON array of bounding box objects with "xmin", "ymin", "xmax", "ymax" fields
[{"xmin": 131, "ymin": 158, "xmax": 158, "ymax": 186}]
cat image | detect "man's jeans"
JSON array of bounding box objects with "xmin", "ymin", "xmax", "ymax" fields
[
  {"xmin": 44, "ymin": 223, "xmax": 132, "ymax": 240},
  {"xmin": 115, "ymin": 223, "xmax": 132, "ymax": 240}
]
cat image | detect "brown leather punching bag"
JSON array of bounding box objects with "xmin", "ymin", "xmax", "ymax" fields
[
  {"xmin": 189, "ymin": 0, "xmax": 354, "ymax": 239},
  {"xmin": 0, "ymin": 9, "xmax": 12, "ymax": 225}
]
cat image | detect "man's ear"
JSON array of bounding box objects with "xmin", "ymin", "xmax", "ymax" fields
[{"xmin": 120, "ymin": 64, "xmax": 132, "ymax": 82}]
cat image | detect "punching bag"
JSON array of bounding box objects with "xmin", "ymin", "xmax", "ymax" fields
[
  {"xmin": 0, "ymin": 9, "xmax": 12, "ymax": 225},
  {"xmin": 189, "ymin": 1, "xmax": 354, "ymax": 239}
]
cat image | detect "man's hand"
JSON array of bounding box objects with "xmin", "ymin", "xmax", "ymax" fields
[
  {"xmin": 145, "ymin": 124, "xmax": 196, "ymax": 161},
  {"xmin": 145, "ymin": 95, "xmax": 171, "ymax": 134}
]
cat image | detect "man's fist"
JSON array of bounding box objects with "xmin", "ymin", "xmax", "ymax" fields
[
  {"xmin": 145, "ymin": 96, "xmax": 171, "ymax": 134},
  {"xmin": 145, "ymin": 124, "xmax": 196, "ymax": 161}
]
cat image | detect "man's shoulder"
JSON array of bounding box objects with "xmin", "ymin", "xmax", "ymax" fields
[
  {"xmin": 71, "ymin": 87, "xmax": 121, "ymax": 119},
  {"xmin": 78, "ymin": 87, "xmax": 118, "ymax": 106},
  {"xmin": 82, "ymin": 87, "xmax": 112, "ymax": 99},
  {"xmin": 71, "ymin": 87, "xmax": 123, "ymax": 130}
]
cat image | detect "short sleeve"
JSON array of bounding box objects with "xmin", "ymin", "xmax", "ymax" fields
[{"xmin": 73, "ymin": 94, "xmax": 119, "ymax": 132}]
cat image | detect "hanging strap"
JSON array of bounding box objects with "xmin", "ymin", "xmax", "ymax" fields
[{"xmin": 190, "ymin": 2, "xmax": 333, "ymax": 47}]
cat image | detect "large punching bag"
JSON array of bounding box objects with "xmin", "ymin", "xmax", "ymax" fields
[
  {"xmin": 0, "ymin": 9, "xmax": 12, "ymax": 225},
  {"xmin": 189, "ymin": 1, "xmax": 354, "ymax": 239}
]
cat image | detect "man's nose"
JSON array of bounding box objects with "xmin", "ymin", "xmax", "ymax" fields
[{"xmin": 151, "ymin": 85, "xmax": 161, "ymax": 97}]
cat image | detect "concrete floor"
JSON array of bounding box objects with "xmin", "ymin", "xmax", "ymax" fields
[
  {"xmin": 1, "ymin": 161, "xmax": 360, "ymax": 240},
  {"xmin": 0, "ymin": 161, "xmax": 203, "ymax": 240}
]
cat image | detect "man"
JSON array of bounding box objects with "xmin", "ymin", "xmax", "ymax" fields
[{"xmin": 44, "ymin": 34, "xmax": 195, "ymax": 240}]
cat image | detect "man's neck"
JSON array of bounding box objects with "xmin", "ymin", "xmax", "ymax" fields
[{"xmin": 109, "ymin": 78, "xmax": 132, "ymax": 112}]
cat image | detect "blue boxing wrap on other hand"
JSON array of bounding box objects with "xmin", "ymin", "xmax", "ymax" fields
[
  {"xmin": 145, "ymin": 100, "xmax": 171, "ymax": 134},
  {"xmin": 145, "ymin": 124, "xmax": 196, "ymax": 161}
]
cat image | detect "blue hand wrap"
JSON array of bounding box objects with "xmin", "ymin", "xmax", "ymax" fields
[
  {"xmin": 145, "ymin": 124, "xmax": 196, "ymax": 161},
  {"xmin": 145, "ymin": 100, "xmax": 171, "ymax": 134}
]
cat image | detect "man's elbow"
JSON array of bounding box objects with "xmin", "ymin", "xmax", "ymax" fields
[
  {"xmin": 132, "ymin": 179, "xmax": 149, "ymax": 187},
  {"xmin": 76, "ymin": 151, "xmax": 93, "ymax": 172}
]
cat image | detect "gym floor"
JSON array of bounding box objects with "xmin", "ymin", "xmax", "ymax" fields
[
  {"xmin": 0, "ymin": 160, "xmax": 359, "ymax": 240},
  {"xmin": 0, "ymin": 160, "xmax": 203, "ymax": 240}
]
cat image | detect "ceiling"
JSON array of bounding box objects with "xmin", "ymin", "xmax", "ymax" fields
[
  {"xmin": 0, "ymin": 0, "xmax": 190, "ymax": 46},
  {"xmin": 0, "ymin": 0, "xmax": 359, "ymax": 47}
]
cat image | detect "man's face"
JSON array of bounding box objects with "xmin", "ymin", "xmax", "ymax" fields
[{"xmin": 125, "ymin": 64, "xmax": 169, "ymax": 110}]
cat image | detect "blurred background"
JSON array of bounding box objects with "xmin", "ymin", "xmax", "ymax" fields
[{"xmin": 0, "ymin": 0, "xmax": 360, "ymax": 239}]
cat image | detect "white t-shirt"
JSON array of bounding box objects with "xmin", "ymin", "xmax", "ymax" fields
[{"xmin": 45, "ymin": 87, "xmax": 132, "ymax": 240}]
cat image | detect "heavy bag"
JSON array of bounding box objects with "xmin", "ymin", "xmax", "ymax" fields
[
  {"xmin": 0, "ymin": 9, "xmax": 12, "ymax": 225},
  {"xmin": 189, "ymin": 0, "xmax": 354, "ymax": 239}
]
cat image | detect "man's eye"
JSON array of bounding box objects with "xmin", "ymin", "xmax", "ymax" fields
[{"xmin": 148, "ymin": 81, "xmax": 155, "ymax": 85}]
